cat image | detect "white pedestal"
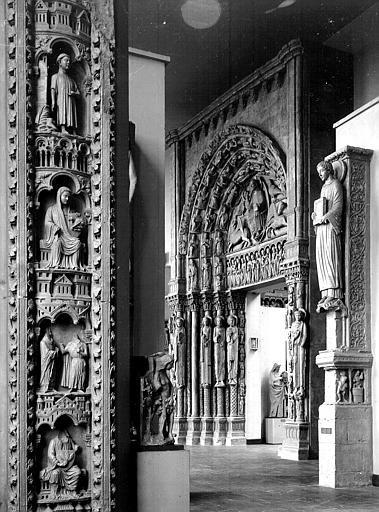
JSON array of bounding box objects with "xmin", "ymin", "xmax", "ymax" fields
[
  {"xmin": 265, "ymin": 417, "xmax": 286, "ymax": 444},
  {"xmin": 137, "ymin": 448, "xmax": 190, "ymax": 512}
]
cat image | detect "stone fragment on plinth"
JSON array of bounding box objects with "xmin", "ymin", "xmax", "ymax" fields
[
  {"xmin": 137, "ymin": 446, "xmax": 190, "ymax": 512},
  {"xmin": 279, "ymin": 421, "xmax": 309, "ymax": 460},
  {"xmin": 185, "ymin": 417, "xmax": 201, "ymax": 445},
  {"xmin": 318, "ymin": 403, "xmax": 372, "ymax": 488}
]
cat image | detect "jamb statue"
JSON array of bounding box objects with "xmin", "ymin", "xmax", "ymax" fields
[
  {"xmin": 200, "ymin": 312, "xmax": 212, "ymax": 386},
  {"xmin": 226, "ymin": 314, "xmax": 239, "ymax": 385},
  {"xmin": 213, "ymin": 314, "xmax": 226, "ymax": 387},
  {"xmin": 173, "ymin": 316, "xmax": 186, "ymax": 388},
  {"xmin": 312, "ymin": 160, "xmax": 344, "ymax": 310}
]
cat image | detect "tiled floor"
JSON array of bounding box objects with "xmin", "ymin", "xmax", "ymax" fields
[{"xmin": 190, "ymin": 445, "xmax": 379, "ymax": 512}]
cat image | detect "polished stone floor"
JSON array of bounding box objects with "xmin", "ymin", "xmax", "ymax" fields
[{"xmin": 190, "ymin": 445, "xmax": 379, "ymax": 512}]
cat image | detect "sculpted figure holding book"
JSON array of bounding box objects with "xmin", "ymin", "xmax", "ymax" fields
[{"xmin": 312, "ymin": 161, "xmax": 344, "ymax": 309}]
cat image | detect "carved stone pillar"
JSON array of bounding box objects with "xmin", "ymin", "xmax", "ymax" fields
[
  {"xmin": 316, "ymin": 147, "xmax": 373, "ymax": 487},
  {"xmin": 212, "ymin": 292, "xmax": 227, "ymax": 445},
  {"xmin": 200, "ymin": 296, "xmax": 214, "ymax": 445},
  {"xmin": 280, "ymin": 258, "xmax": 310, "ymax": 460},
  {"xmin": 225, "ymin": 292, "xmax": 246, "ymax": 446},
  {"xmin": 186, "ymin": 293, "xmax": 201, "ymax": 445}
]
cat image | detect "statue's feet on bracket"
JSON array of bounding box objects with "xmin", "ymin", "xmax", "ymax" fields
[{"xmin": 316, "ymin": 297, "xmax": 347, "ymax": 313}]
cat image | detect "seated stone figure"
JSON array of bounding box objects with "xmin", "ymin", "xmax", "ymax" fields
[
  {"xmin": 44, "ymin": 187, "xmax": 84, "ymax": 269},
  {"xmin": 40, "ymin": 429, "xmax": 81, "ymax": 498}
]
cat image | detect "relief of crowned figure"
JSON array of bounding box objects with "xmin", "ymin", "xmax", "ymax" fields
[
  {"xmin": 44, "ymin": 187, "xmax": 85, "ymax": 270},
  {"xmin": 51, "ymin": 53, "xmax": 80, "ymax": 135}
]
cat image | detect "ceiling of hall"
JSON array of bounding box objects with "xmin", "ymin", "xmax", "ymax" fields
[{"xmin": 129, "ymin": 0, "xmax": 377, "ymax": 131}]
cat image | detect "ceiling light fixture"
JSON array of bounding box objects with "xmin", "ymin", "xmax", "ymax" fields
[{"xmin": 181, "ymin": 0, "xmax": 222, "ymax": 30}]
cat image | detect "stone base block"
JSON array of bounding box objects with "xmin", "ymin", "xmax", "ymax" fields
[
  {"xmin": 213, "ymin": 417, "xmax": 227, "ymax": 445},
  {"xmin": 173, "ymin": 417, "xmax": 187, "ymax": 445},
  {"xmin": 137, "ymin": 448, "xmax": 190, "ymax": 512},
  {"xmin": 318, "ymin": 403, "xmax": 372, "ymax": 488},
  {"xmin": 225, "ymin": 416, "xmax": 246, "ymax": 446},
  {"xmin": 279, "ymin": 421, "xmax": 309, "ymax": 460},
  {"xmin": 185, "ymin": 417, "xmax": 201, "ymax": 445},
  {"xmin": 265, "ymin": 417, "xmax": 286, "ymax": 444},
  {"xmin": 200, "ymin": 417, "xmax": 214, "ymax": 445}
]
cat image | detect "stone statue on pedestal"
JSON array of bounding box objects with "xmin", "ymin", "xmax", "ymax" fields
[
  {"xmin": 60, "ymin": 334, "xmax": 87, "ymax": 392},
  {"xmin": 40, "ymin": 328, "xmax": 59, "ymax": 392},
  {"xmin": 200, "ymin": 313, "xmax": 212, "ymax": 386},
  {"xmin": 213, "ymin": 315, "xmax": 226, "ymax": 387},
  {"xmin": 288, "ymin": 309, "xmax": 307, "ymax": 390},
  {"xmin": 226, "ymin": 314, "xmax": 239, "ymax": 385},
  {"xmin": 141, "ymin": 352, "xmax": 175, "ymax": 446},
  {"xmin": 51, "ymin": 53, "xmax": 80, "ymax": 134},
  {"xmin": 268, "ymin": 363, "xmax": 287, "ymax": 418},
  {"xmin": 173, "ymin": 316, "xmax": 186, "ymax": 388},
  {"xmin": 312, "ymin": 160, "xmax": 344, "ymax": 310},
  {"xmin": 44, "ymin": 187, "xmax": 85, "ymax": 270},
  {"xmin": 40, "ymin": 429, "xmax": 81, "ymax": 498}
]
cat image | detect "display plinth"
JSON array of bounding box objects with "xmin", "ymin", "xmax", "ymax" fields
[
  {"xmin": 137, "ymin": 447, "xmax": 190, "ymax": 512},
  {"xmin": 200, "ymin": 417, "xmax": 214, "ymax": 445},
  {"xmin": 265, "ymin": 417, "xmax": 286, "ymax": 444},
  {"xmin": 318, "ymin": 403, "xmax": 372, "ymax": 487},
  {"xmin": 279, "ymin": 421, "xmax": 309, "ymax": 460},
  {"xmin": 225, "ymin": 416, "xmax": 246, "ymax": 446},
  {"xmin": 185, "ymin": 417, "xmax": 201, "ymax": 445}
]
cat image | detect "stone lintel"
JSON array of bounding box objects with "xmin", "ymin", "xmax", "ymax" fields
[{"xmin": 316, "ymin": 349, "xmax": 373, "ymax": 370}]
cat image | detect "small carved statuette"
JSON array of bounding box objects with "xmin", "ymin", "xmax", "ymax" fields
[
  {"xmin": 141, "ymin": 352, "xmax": 175, "ymax": 446},
  {"xmin": 312, "ymin": 161, "xmax": 344, "ymax": 311},
  {"xmin": 60, "ymin": 334, "xmax": 88, "ymax": 392},
  {"xmin": 336, "ymin": 370, "xmax": 349, "ymax": 403},
  {"xmin": 352, "ymin": 369, "xmax": 364, "ymax": 403},
  {"xmin": 40, "ymin": 328, "xmax": 59, "ymax": 392},
  {"xmin": 40, "ymin": 430, "xmax": 82, "ymax": 498},
  {"xmin": 268, "ymin": 363, "xmax": 287, "ymax": 418},
  {"xmin": 51, "ymin": 53, "xmax": 80, "ymax": 134},
  {"xmin": 288, "ymin": 309, "xmax": 307, "ymax": 390},
  {"xmin": 44, "ymin": 187, "xmax": 85, "ymax": 270}
]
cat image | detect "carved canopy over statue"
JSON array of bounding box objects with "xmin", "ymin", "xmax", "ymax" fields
[
  {"xmin": 312, "ymin": 160, "xmax": 344, "ymax": 310},
  {"xmin": 44, "ymin": 187, "xmax": 85, "ymax": 270}
]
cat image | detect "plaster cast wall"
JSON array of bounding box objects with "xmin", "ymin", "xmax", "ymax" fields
[
  {"xmin": 245, "ymin": 293, "xmax": 286, "ymax": 440},
  {"xmin": 334, "ymin": 97, "xmax": 379, "ymax": 476},
  {"xmin": 354, "ymin": 43, "xmax": 379, "ymax": 109},
  {"xmin": 129, "ymin": 49, "xmax": 169, "ymax": 355}
]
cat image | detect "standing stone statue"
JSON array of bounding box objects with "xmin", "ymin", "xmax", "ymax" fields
[
  {"xmin": 268, "ymin": 363, "xmax": 287, "ymax": 417},
  {"xmin": 141, "ymin": 352, "xmax": 175, "ymax": 446},
  {"xmin": 312, "ymin": 160, "xmax": 344, "ymax": 309},
  {"xmin": 213, "ymin": 315, "xmax": 226, "ymax": 387},
  {"xmin": 40, "ymin": 429, "xmax": 81, "ymax": 498},
  {"xmin": 288, "ymin": 309, "xmax": 307, "ymax": 390},
  {"xmin": 226, "ymin": 314, "xmax": 239, "ymax": 384},
  {"xmin": 60, "ymin": 334, "xmax": 87, "ymax": 392},
  {"xmin": 173, "ymin": 316, "xmax": 186, "ymax": 388},
  {"xmin": 200, "ymin": 313, "xmax": 212, "ymax": 386},
  {"xmin": 44, "ymin": 187, "xmax": 84, "ymax": 270},
  {"xmin": 39, "ymin": 328, "xmax": 59, "ymax": 392},
  {"xmin": 51, "ymin": 53, "xmax": 80, "ymax": 134}
]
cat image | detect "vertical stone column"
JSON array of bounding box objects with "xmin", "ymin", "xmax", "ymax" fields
[
  {"xmin": 316, "ymin": 147, "xmax": 373, "ymax": 487},
  {"xmin": 280, "ymin": 260, "xmax": 310, "ymax": 461},
  {"xmin": 186, "ymin": 293, "xmax": 201, "ymax": 444},
  {"xmin": 200, "ymin": 295, "xmax": 214, "ymax": 445},
  {"xmin": 225, "ymin": 292, "xmax": 246, "ymax": 446},
  {"xmin": 213, "ymin": 293, "xmax": 227, "ymax": 445}
]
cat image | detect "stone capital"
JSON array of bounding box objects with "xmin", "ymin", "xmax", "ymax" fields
[{"xmin": 316, "ymin": 349, "xmax": 373, "ymax": 370}]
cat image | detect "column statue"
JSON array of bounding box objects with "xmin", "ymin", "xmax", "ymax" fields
[
  {"xmin": 213, "ymin": 315, "xmax": 226, "ymax": 387},
  {"xmin": 44, "ymin": 187, "xmax": 84, "ymax": 270},
  {"xmin": 268, "ymin": 363, "xmax": 287, "ymax": 417},
  {"xmin": 60, "ymin": 334, "xmax": 87, "ymax": 392},
  {"xmin": 200, "ymin": 313, "xmax": 212, "ymax": 386},
  {"xmin": 288, "ymin": 309, "xmax": 307, "ymax": 390},
  {"xmin": 51, "ymin": 53, "xmax": 80, "ymax": 134},
  {"xmin": 40, "ymin": 430, "xmax": 81, "ymax": 498},
  {"xmin": 312, "ymin": 160, "xmax": 344, "ymax": 310},
  {"xmin": 226, "ymin": 314, "xmax": 239, "ymax": 385},
  {"xmin": 173, "ymin": 316, "xmax": 186, "ymax": 388},
  {"xmin": 39, "ymin": 328, "xmax": 59, "ymax": 392}
]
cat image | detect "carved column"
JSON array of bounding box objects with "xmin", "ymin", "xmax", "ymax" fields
[
  {"xmin": 316, "ymin": 147, "xmax": 373, "ymax": 487},
  {"xmin": 186, "ymin": 293, "xmax": 201, "ymax": 444},
  {"xmin": 280, "ymin": 260, "xmax": 310, "ymax": 460},
  {"xmin": 225, "ymin": 291, "xmax": 246, "ymax": 446}
]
